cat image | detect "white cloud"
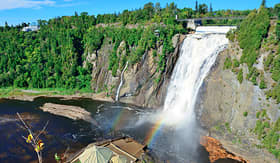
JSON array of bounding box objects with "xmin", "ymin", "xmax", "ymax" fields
[{"xmin": 0, "ymin": 0, "xmax": 56, "ymax": 10}]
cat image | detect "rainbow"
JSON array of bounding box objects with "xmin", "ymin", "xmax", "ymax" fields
[
  {"xmin": 144, "ymin": 116, "xmax": 165, "ymax": 146},
  {"xmin": 109, "ymin": 107, "xmax": 166, "ymax": 147},
  {"xmin": 110, "ymin": 108, "xmax": 126, "ymax": 130}
]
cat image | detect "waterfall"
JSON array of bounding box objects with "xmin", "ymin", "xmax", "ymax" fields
[
  {"xmin": 115, "ymin": 62, "xmax": 128, "ymax": 101},
  {"xmin": 162, "ymin": 26, "xmax": 235, "ymax": 125}
]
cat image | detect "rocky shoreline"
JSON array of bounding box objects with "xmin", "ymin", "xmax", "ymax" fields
[{"xmin": 0, "ymin": 90, "xmax": 114, "ymax": 103}]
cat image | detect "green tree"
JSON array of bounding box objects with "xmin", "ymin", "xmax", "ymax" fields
[
  {"xmin": 195, "ymin": 0, "xmax": 198, "ymax": 13},
  {"xmin": 237, "ymin": 69, "xmax": 243, "ymax": 83},
  {"xmin": 198, "ymin": 4, "xmax": 208, "ymax": 15},
  {"xmin": 261, "ymin": 0, "xmax": 266, "ymax": 7}
]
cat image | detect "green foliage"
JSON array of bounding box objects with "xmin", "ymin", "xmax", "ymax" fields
[
  {"xmin": 256, "ymin": 111, "xmax": 261, "ymax": 118},
  {"xmin": 254, "ymin": 120, "xmax": 265, "ymax": 139},
  {"xmin": 225, "ymin": 122, "xmax": 231, "ymax": 133},
  {"xmin": 267, "ymin": 83, "xmax": 280, "ymax": 103},
  {"xmin": 232, "ymin": 59, "xmax": 240, "ymax": 68},
  {"xmin": 0, "ymin": 15, "xmax": 97, "ymax": 90},
  {"xmin": 261, "ymin": 109, "xmax": 267, "ymax": 118},
  {"xmin": 254, "ymin": 115, "xmax": 280, "ymax": 160},
  {"xmin": 259, "ymin": 74, "xmax": 267, "ymax": 89},
  {"xmin": 226, "ymin": 29, "xmax": 236, "ymax": 42},
  {"xmin": 271, "ymin": 55, "xmax": 280, "ymax": 82},
  {"xmin": 237, "ymin": 69, "xmax": 243, "ymax": 83},
  {"xmin": 276, "ymin": 20, "xmax": 280, "ymax": 41},
  {"xmin": 223, "ymin": 57, "xmax": 232, "ymax": 69},
  {"xmin": 247, "ymin": 67, "xmax": 259, "ymax": 85},
  {"xmin": 84, "ymin": 27, "xmax": 104, "ymax": 53},
  {"xmin": 264, "ymin": 53, "xmax": 274, "ymax": 70},
  {"xmin": 261, "ymin": 0, "xmax": 266, "ymax": 7},
  {"xmin": 0, "ymin": 2, "xmax": 252, "ymax": 92},
  {"xmin": 243, "ymin": 111, "xmax": 248, "ymax": 117},
  {"xmin": 237, "ymin": 7, "xmax": 270, "ymax": 68}
]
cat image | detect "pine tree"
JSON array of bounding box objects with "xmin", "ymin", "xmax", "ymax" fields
[
  {"xmin": 261, "ymin": 0, "xmax": 266, "ymax": 7},
  {"xmin": 195, "ymin": 0, "xmax": 198, "ymax": 12},
  {"xmin": 210, "ymin": 3, "xmax": 213, "ymax": 13}
]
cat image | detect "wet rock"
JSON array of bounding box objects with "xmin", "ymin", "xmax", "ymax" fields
[
  {"xmin": 200, "ymin": 136, "xmax": 248, "ymax": 163},
  {"xmin": 39, "ymin": 103, "xmax": 93, "ymax": 123}
]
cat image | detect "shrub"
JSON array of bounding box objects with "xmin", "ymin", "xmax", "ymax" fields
[
  {"xmin": 259, "ymin": 74, "xmax": 267, "ymax": 89},
  {"xmin": 256, "ymin": 111, "xmax": 261, "ymax": 118},
  {"xmin": 237, "ymin": 7, "xmax": 270, "ymax": 68},
  {"xmin": 237, "ymin": 69, "xmax": 243, "ymax": 83},
  {"xmin": 226, "ymin": 29, "xmax": 235, "ymax": 42},
  {"xmin": 224, "ymin": 57, "xmax": 232, "ymax": 69},
  {"xmin": 233, "ymin": 59, "xmax": 240, "ymax": 68},
  {"xmin": 225, "ymin": 122, "xmax": 231, "ymax": 133},
  {"xmin": 243, "ymin": 111, "xmax": 248, "ymax": 117},
  {"xmin": 264, "ymin": 54, "xmax": 274, "ymax": 71},
  {"xmin": 272, "ymin": 55, "xmax": 280, "ymax": 82}
]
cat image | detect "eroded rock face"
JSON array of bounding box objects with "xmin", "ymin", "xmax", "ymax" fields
[
  {"xmin": 200, "ymin": 136, "xmax": 248, "ymax": 163},
  {"xmin": 89, "ymin": 34, "xmax": 186, "ymax": 108},
  {"xmin": 198, "ymin": 46, "xmax": 280, "ymax": 163},
  {"xmin": 119, "ymin": 34, "xmax": 186, "ymax": 108},
  {"xmin": 91, "ymin": 39, "xmax": 118, "ymax": 94}
]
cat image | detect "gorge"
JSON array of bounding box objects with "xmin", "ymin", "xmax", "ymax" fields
[{"xmin": 0, "ymin": 2, "xmax": 280, "ymax": 163}]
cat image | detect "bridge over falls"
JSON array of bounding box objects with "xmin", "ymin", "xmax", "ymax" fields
[{"xmin": 176, "ymin": 16, "xmax": 246, "ymax": 30}]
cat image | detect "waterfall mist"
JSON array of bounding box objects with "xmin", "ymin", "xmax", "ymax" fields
[
  {"xmin": 134, "ymin": 26, "xmax": 235, "ymax": 162},
  {"xmin": 95, "ymin": 26, "xmax": 236, "ymax": 162}
]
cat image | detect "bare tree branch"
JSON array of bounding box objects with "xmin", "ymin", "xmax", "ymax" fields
[
  {"xmin": 64, "ymin": 146, "xmax": 70, "ymax": 157},
  {"xmin": 16, "ymin": 112, "xmax": 33, "ymax": 135},
  {"xmin": 16, "ymin": 112, "xmax": 48, "ymax": 163},
  {"xmin": 35, "ymin": 120, "xmax": 49, "ymax": 141}
]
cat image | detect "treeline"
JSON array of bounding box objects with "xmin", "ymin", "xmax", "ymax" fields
[
  {"xmin": 0, "ymin": 15, "xmax": 95, "ymax": 90},
  {"xmin": 0, "ymin": 3, "xmax": 188, "ymax": 91},
  {"xmin": 0, "ymin": 2, "xmax": 252, "ymax": 91},
  {"xmin": 1, "ymin": 2, "xmax": 251, "ymax": 29},
  {"xmin": 94, "ymin": 2, "xmax": 251, "ymax": 26}
]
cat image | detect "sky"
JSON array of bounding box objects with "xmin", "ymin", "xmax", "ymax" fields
[{"xmin": 0, "ymin": 0, "xmax": 279, "ymax": 26}]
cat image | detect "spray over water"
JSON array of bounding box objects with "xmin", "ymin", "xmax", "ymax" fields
[
  {"xmin": 97, "ymin": 27, "xmax": 236, "ymax": 162},
  {"xmin": 139, "ymin": 26, "xmax": 235, "ymax": 162}
]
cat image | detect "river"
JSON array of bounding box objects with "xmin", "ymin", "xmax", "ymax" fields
[
  {"xmin": 0, "ymin": 26, "xmax": 238, "ymax": 163},
  {"xmin": 0, "ymin": 97, "xmax": 210, "ymax": 163}
]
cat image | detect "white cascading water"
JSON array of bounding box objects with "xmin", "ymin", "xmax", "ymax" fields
[
  {"xmin": 162, "ymin": 26, "xmax": 236, "ymax": 125},
  {"xmin": 115, "ymin": 62, "xmax": 128, "ymax": 101}
]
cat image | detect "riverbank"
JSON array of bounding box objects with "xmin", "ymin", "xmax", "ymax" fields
[{"xmin": 0, "ymin": 87, "xmax": 114, "ymax": 102}]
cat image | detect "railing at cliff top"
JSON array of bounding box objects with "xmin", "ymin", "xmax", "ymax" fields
[{"xmin": 176, "ymin": 16, "xmax": 246, "ymax": 22}]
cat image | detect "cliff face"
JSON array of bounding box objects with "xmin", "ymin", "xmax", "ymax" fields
[
  {"xmin": 198, "ymin": 42, "xmax": 280, "ymax": 163},
  {"xmin": 88, "ymin": 30, "xmax": 280, "ymax": 162},
  {"xmin": 88, "ymin": 34, "xmax": 186, "ymax": 108}
]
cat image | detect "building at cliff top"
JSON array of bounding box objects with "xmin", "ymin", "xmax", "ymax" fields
[{"xmin": 22, "ymin": 23, "xmax": 40, "ymax": 32}]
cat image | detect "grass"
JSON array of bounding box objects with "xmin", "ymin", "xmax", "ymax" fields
[
  {"xmin": 225, "ymin": 122, "xmax": 232, "ymax": 133},
  {"xmin": 0, "ymin": 87, "xmax": 93, "ymax": 98}
]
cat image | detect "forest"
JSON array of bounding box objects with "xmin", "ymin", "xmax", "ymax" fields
[{"xmin": 0, "ymin": 2, "xmax": 250, "ymax": 92}]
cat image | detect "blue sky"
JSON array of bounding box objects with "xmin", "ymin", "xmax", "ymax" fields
[{"xmin": 0, "ymin": 0, "xmax": 279, "ymax": 26}]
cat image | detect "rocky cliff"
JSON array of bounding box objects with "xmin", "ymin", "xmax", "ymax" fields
[
  {"xmin": 88, "ymin": 26, "xmax": 280, "ymax": 162},
  {"xmin": 198, "ymin": 41, "xmax": 280, "ymax": 162},
  {"xmin": 88, "ymin": 34, "xmax": 185, "ymax": 108}
]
